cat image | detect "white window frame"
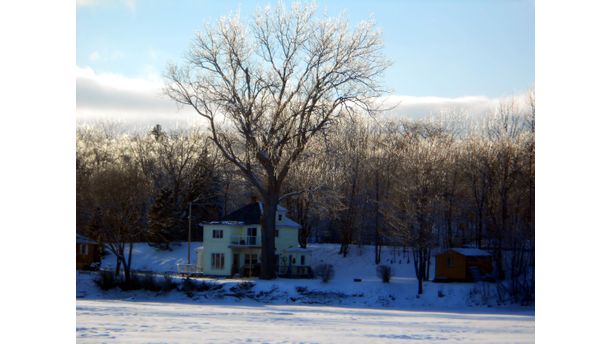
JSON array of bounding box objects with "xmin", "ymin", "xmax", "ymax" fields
[
  {"xmin": 211, "ymin": 253, "xmax": 225, "ymax": 270},
  {"xmin": 212, "ymin": 229, "xmax": 223, "ymax": 239}
]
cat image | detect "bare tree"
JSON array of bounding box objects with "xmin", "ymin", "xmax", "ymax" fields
[
  {"xmin": 383, "ymin": 122, "xmax": 447, "ymax": 295},
  {"xmin": 165, "ymin": 3, "xmax": 389, "ymax": 279},
  {"xmin": 283, "ymin": 136, "xmax": 343, "ymax": 248},
  {"xmin": 87, "ymin": 156, "xmax": 150, "ymax": 284}
]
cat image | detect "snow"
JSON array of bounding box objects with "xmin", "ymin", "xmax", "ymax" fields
[
  {"xmin": 203, "ymin": 221, "xmax": 245, "ymax": 225},
  {"xmin": 76, "ymin": 300, "xmax": 534, "ymax": 343},
  {"xmin": 81, "ymin": 242, "xmax": 534, "ymax": 342},
  {"xmin": 97, "ymin": 243, "xmax": 521, "ymax": 308}
]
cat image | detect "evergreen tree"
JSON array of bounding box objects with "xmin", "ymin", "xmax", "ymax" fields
[{"xmin": 147, "ymin": 187, "xmax": 175, "ymax": 250}]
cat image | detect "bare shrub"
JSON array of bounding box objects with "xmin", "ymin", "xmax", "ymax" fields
[
  {"xmin": 376, "ymin": 265, "xmax": 393, "ymax": 283},
  {"xmin": 314, "ymin": 264, "xmax": 335, "ymax": 283},
  {"xmin": 94, "ymin": 270, "xmax": 118, "ymax": 290}
]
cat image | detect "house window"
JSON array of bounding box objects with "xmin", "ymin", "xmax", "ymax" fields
[
  {"xmin": 211, "ymin": 253, "xmax": 225, "ymax": 270},
  {"xmin": 212, "ymin": 229, "xmax": 223, "ymax": 239},
  {"xmin": 79, "ymin": 244, "xmax": 88, "ymax": 255},
  {"xmin": 278, "ymin": 214, "xmax": 282, "ymax": 221},
  {"xmin": 274, "ymin": 229, "xmax": 279, "ymax": 238},
  {"xmin": 245, "ymin": 254, "xmax": 257, "ymax": 266},
  {"xmin": 291, "ymin": 256, "xmax": 296, "ymax": 264},
  {"xmin": 447, "ymin": 256, "xmax": 454, "ymax": 267},
  {"xmin": 300, "ymin": 255, "xmax": 305, "ymax": 265},
  {"xmin": 247, "ymin": 227, "xmax": 257, "ymax": 245}
]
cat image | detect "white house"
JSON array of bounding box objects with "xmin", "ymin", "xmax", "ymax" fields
[{"xmin": 196, "ymin": 200, "xmax": 312, "ymax": 278}]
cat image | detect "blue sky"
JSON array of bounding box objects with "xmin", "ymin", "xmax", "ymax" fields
[{"xmin": 76, "ymin": 0, "xmax": 534, "ymax": 123}]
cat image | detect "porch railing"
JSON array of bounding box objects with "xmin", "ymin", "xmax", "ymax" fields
[
  {"xmin": 278, "ymin": 265, "xmax": 313, "ymax": 278},
  {"xmin": 230, "ymin": 235, "xmax": 260, "ymax": 246},
  {"xmin": 177, "ymin": 263, "xmax": 200, "ymax": 275}
]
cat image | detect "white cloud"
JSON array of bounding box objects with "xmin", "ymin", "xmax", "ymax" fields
[
  {"xmin": 76, "ymin": 65, "xmax": 530, "ymax": 129},
  {"xmin": 76, "ymin": 65, "xmax": 202, "ymax": 127},
  {"xmin": 379, "ymin": 93, "xmax": 531, "ymax": 120},
  {"xmin": 87, "ymin": 50, "xmax": 124, "ymax": 63}
]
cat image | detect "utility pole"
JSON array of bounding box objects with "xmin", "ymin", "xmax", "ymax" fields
[
  {"xmin": 188, "ymin": 201, "xmax": 192, "ymax": 265},
  {"xmin": 187, "ymin": 197, "xmax": 213, "ymax": 267}
]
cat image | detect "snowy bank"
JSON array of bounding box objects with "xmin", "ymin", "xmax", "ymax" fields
[{"xmin": 81, "ymin": 242, "xmax": 532, "ymax": 310}]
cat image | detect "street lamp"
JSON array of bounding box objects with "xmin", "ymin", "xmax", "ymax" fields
[{"xmin": 187, "ymin": 197, "xmax": 214, "ymax": 265}]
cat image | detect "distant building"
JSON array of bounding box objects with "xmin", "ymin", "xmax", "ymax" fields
[
  {"xmin": 196, "ymin": 200, "xmax": 312, "ymax": 278},
  {"xmin": 76, "ymin": 233, "xmax": 101, "ymax": 270},
  {"xmin": 434, "ymin": 248, "xmax": 493, "ymax": 282}
]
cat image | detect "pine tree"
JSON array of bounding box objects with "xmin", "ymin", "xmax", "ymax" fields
[{"xmin": 147, "ymin": 187, "xmax": 175, "ymax": 250}]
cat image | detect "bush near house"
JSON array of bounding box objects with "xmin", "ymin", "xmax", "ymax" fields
[{"xmin": 314, "ymin": 264, "xmax": 335, "ymax": 283}]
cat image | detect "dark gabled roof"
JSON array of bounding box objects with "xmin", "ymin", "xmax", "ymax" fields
[
  {"xmin": 220, "ymin": 202, "xmax": 262, "ymax": 225},
  {"xmin": 449, "ymin": 248, "xmax": 491, "ymax": 257},
  {"xmin": 452, "ymin": 248, "xmax": 491, "ymax": 256}
]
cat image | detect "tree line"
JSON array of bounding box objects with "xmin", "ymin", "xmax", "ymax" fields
[{"xmin": 77, "ymin": 94, "xmax": 534, "ymax": 301}]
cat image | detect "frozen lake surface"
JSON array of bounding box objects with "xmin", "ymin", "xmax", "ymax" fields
[{"xmin": 76, "ymin": 299, "xmax": 534, "ymax": 343}]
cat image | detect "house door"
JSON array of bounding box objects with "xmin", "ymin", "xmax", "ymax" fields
[{"xmin": 231, "ymin": 253, "xmax": 240, "ymax": 275}]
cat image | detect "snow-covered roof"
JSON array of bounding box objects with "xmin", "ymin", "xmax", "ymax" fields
[
  {"xmin": 201, "ymin": 221, "xmax": 245, "ymax": 226},
  {"xmin": 282, "ymin": 217, "xmax": 301, "ymax": 228},
  {"xmin": 449, "ymin": 248, "xmax": 491, "ymax": 257}
]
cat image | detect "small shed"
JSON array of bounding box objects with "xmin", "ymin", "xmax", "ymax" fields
[
  {"xmin": 76, "ymin": 233, "xmax": 101, "ymax": 270},
  {"xmin": 434, "ymin": 248, "xmax": 493, "ymax": 282}
]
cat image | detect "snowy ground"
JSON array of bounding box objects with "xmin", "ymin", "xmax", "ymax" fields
[
  {"xmin": 77, "ymin": 299, "xmax": 534, "ymax": 343},
  {"xmin": 77, "ymin": 242, "xmax": 535, "ymax": 342},
  {"xmin": 95, "ymin": 243, "xmax": 510, "ymax": 308}
]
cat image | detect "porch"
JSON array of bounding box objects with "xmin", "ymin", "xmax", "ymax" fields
[
  {"xmin": 229, "ymin": 235, "xmax": 261, "ymax": 247},
  {"xmin": 278, "ymin": 265, "xmax": 313, "ymax": 278}
]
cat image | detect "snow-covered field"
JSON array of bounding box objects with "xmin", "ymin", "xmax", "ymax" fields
[
  {"xmin": 77, "ymin": 299, "xmax": 534, "ymax": 343},
  {"xmin": 77, "ymin": 242, "xmax": 534, "ymax": 342}
]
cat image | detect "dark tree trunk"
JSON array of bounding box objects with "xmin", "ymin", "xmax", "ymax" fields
[
  {"xmin": 413, "ymin": 248, "xmax": 426, "ymax": 295},
  {"xmin": 425, "ymin": 249, "xmax": 431, "ymax": 281},
  {"xmin": 119, "ymin": 256, "xmax": 130, "ymax": 284},
  {"xmin": 126, "ymin": 242, "xmax": 134, "ymax": 282},
  {"xmin": 115, "ymin": 255, "xmax": 121, "ymax": 277},
  {"xmin": 446, "ymin": 198, "xmax": 454, "ymax": 248},
  {"xmin": 374, "ymin": 170, "xmax": 382, "ymax": 264},
  {"xmin": 260, "ymin": 196, "xmax": 278, "ymax": 280},
  {"xmin": 296, "ymin": 198, "xmax": 310, "ymax": 248}
]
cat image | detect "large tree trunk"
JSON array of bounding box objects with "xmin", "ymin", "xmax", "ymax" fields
[
  {"xmin": 297, "ymin": 198, "xmax": 310, "ymax": 248},
  {"xmin": 374, "ymin": 171, "xmax": 382, "ymax": 264},
  {"xmin": 260, "ymin": 196, "xmax": 278, "ymax": 280},
  {"xmin": 126, "ymin": 242, "xmax": 134, "ymax": 282},
  {"xmin": 425, "ymin": 249, "xmax": 431, "ymax": 281},
  {"xmin": 413, "ymin": 248, "xmax": 426, "ymax": 295},
  {"xmin": 120, "ymin": 256, "xmax": 130, "ymax": 284},
  {"xmin": 446, "ymin": 198, "xmax": 454, "ymax": 248},
  {"xmin": 115, "ymin": 255, "xmax": 121, "ymax": 277}
]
